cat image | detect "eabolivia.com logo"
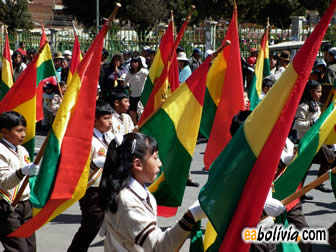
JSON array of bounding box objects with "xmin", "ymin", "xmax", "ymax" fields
[{"xmin": 242, "ymin": 225, "xmax": 328, "ymax": 244}]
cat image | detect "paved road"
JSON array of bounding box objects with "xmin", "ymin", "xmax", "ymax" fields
[{"xmin": 1, "ymin": 136, "xmax": 336, "ymax": 251}]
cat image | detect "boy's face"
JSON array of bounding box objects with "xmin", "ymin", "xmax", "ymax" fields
[
  {"xmin": 1, "ymin": 124, "xmax": 26, "ymax": 146},
  {"xmin": 114, "ymin": 98, "xmax": 129, "ymax": 114},
  {"xmin": 94, "ymin": 114, "xmax": 112, "ymax": 133}
]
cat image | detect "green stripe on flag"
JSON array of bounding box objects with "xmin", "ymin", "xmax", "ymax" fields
[
  {"xmin": 273, "ymin": 102, "xmax": 335, "ymax": 200},
  {"xmin": 0, "ymin": 80, "xmax": 9, "ymax": 100},
  {"xmin": 330, "ymin": 171, "xmax": 336, "ymax": 199},
  {"xmin": 248, "ymin": 74, "xmax": 259, "ymax": 110},
  {"xmin": 200, "ymin": 88, "xmax": 217, "ymax": 138},
  {"xmin": 199, "ymin": 125, "xmax": 256, "ymax": 251},
  {"xmin": 141, "ymin": 77, "xmax": 154, "ymax": 107},
  {"xmin": 275, "ymin": 212, "xmax": 301, "ymax": 252},
  {"xmin": 36, "ymin": 59, "xmax": 55, "ymax": 86},
  {"xmin": 29, "ymin": 130, "xmax": 60, "ymax": 208},
  {"xmin": 141, "ymin": 108, "xmax": 192, "ymax": 206},
  {"xmin": 263, "ymin": 58, "xmax": 271, "ymax": 76}
]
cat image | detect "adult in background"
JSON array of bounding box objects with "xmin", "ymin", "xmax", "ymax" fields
[
  {"xmin": 16, "ymin": 41, "xmax": 27, "ymax": 63},
  {"xmin": 53, "ymin": 52, "xmax": 64, "ymax": 82},
  {"xmin": 323, "ymin": 47, "xmax": 336, "ymax": 85},
  {"xmin": 63, "ymin": 50, "xmax": 72, "ymax": 61},
  {"xmin": 274, "ymin": 50, "xmax": 290, "ymax": 80},
  {"xmin": 177, "ymin": 52, "xmax": 192, "ymax": 84},
  {"xmin": 26, "ymin": 48, "xmax": 37, "ymax": 65},
  {"xmin": 190, "ymin": 48, "xmax": 202, "ymax": 72}
]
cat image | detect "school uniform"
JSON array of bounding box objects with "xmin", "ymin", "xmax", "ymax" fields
[
  {"xmin": 0, "ymin": 139, "xmax": 36, "ymax": 252},
  {"xmin": 111, "ymin": 109, "xmax": 134, "ymax": 135},
  {"xmin": 104, "ymin": 177, "xmax": 191, "ymax": 252},
  {"xmin": 67, "ymin": 129, "xmax": 113, "ymax": 252}
]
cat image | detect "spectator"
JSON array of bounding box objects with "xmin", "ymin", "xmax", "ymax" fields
[
  {"xmin": 190, "ymin": 48, "xmax": 202, "ymax": 72},
  {"xmin": 274, "ymin": 50, "xmax": 290, "ymax": 80},
  {"xmin": 12, "ymin": 51, "xmax": 27, "ymax": 81},
  {"xmin": 177, "ymin": 52, "xmax": 192, "ymax": 83},
  {"xmin": 26, "ymin": 48, "xmax": 37, "ymax": 65}
]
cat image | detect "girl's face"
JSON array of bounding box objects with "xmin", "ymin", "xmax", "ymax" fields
[
  {"xmin": 311, "ymin": 85, "xmax": 322, "ymax": 101},
  {"xmin": 113, "ymin": 56, "xmax": 121, "ymax": 67},
  {"xmin": 139, "ymin": 150, "xmax": 162, "ymax": 184},
  {"xmin": 14, "ymin": 54, "xmax": 22, "ymax": 64},
  {"xmin": 270, "ymin": 57, "xmax": 277, "ymax": 68},
  {"xmin": 131, "ymin": 61, "xmax": 139, "ymax": 71}
]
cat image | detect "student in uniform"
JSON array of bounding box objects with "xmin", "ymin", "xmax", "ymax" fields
[
  {"xmin": 99, "ymin": 132, "xmax": 206, "ymax": 251},
  {"xmin": 109, "ymin": 88, "xmax": 135, "ymax": 135},
  {"xmin": 67, "ymin": 100, "xmax": 114, "ymax": 252},
  {"xmin": 0, "ymin": 111, "xmax": 39, "ymax": 252}
]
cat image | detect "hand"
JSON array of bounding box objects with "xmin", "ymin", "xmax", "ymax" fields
[
  {"xmin": 93, "ymin": 157, "xmax": 106, "ymax": 168},
  {"xmin": 189, "ymin": 200, "xmax": 207, "ymax": 222},
  {"xmin": 264, "ymin": 198, "xmax": 286, "ymax": 217},
  {"xmin": 21, "ymin": 163, "xmax": 40, "ymax": 176}
]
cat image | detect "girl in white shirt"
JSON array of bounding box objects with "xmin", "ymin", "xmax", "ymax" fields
[{"xmin": 99, "ymin": 132, "xmax": 206, "ymax": 252}]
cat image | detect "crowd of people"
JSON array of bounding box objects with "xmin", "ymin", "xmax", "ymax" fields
[{"xmin": 1, "ymin": 38, "xmax": 336, "ymax": 252}]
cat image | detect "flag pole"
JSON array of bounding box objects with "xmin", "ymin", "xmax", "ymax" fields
[
  {"xmin": 137, "ymin": 40, "xmax": 231, "ymax": 129},
  {"xmin": 11, "ymin": 3, "xmax": 122, "ymax": 207}
]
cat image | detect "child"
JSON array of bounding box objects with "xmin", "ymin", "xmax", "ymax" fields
[
  {"xmin": 51, "ymin": 81, "xmax": 66, "ymax": 116},
  {"xmin": 42, "ymin": 82, "xmax": 56, "ymax": 130},
  {"xmin": 109, "ymin": 88, "xmax": 135, "ymax": 135},
  {"xmin": 67, "ymin": 100, "xmax": 114, "ymax": 252},
  {"xmin": 0, "ymin": 111, "xmax": 39, "ymax": 251},
  {"xmin": 259, "ymin": 75, "xmax": 276, "ymax": 100},
  {"xmin": 124, "ymin": 56, "xmax": 149, "ymax": 123},
  {"xmin": 99, "ymin": 132, "xmax": 206, "ymax": 251}
]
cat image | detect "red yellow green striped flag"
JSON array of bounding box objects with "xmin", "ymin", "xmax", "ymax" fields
[
  {"xmin": 199, "ymin": 1, "xmax": 336, "ymax": 251},
  {"xmin": 138, "ymin": 15, "xmax": 191, "ymax": 125},
  {"xmin": 67, "ymin": 34, "xmax": 82, "ymax": 83},
  {"xmin": 0, "ymin": 30, "xmax": 14, "ymax": 101},
  {"xmin": 274, "ymin": 101, "xmax": 336, "ymax": 200},
  {"xmin": 10, "ymin": 19, "xmax": 110, "ymax": 238},
  {"xmin": 39, "ymin": 23, "xmax": 47, "ymax": 48},
  {"xmin": 140, "ymin": 57, "xmax": 212, "ymax": 217},
  {"xmin": 0, "ymin": 43, "xmax": 55, "ymax": 159},
  {"xmin": 203, "ymin": 5, "xmax": 244, "ymax": 170},
  {"xmin": 140, "ymin": 20, "xmax": 174, "ymax": 108},
  {"xmin": 199, "ymin": 6, "xmax": 243, "ymax": 140},
  {"xmin": 248, "ymin": 26, "xmax": 271, "ymax": 110}
]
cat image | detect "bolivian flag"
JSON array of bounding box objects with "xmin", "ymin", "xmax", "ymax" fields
[
  {"xmin": 140, "ymin": 20, "xmax": 174, "ymax": 108},
  {"xmin": 203, "ymin": 5, "xmax": 244, "ymax": 170},
  {"xmin": 140, "ymin": 56, "xmax": 212, "ymax": 217},
  {"xmin": 0, "ymin": 30, "xmax": 13, "ymax": 101},
  {"xmin": 248, "ymin": 26, "xmax": 271, "ymax": 110},
  {"xmin": 67, "ymin": 34, "xmax": 82, "ymax": 83},
  {"xmin": 200, "ymin": 5, "xmax": 242, "ymax": 140},
  {"xmin": 0, "ymin": 42, "xmax": 55, "ymax": 159},
  {"xmin": 199, "ymin": 1, "xmax": 336, "ymax": 251},
  {"xmin": 274, "ymin": 101, "xmax": 336, "ymax": 200},
  {"xmin": 10, "ymin": 19, "xmax": 110, "ymax": 238}
]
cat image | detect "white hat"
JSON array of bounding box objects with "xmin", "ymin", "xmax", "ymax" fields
[
  {"xmin": 143, "ymin": 46, "xmax": 151, "ymax": 51},
  {"xmin": 139, "ymin": 56, "xmax": 148, "ymax": 68},
  {"xmin": 176, "ymin": 52, "xmax": 189, "ymax": 62},
  {"xmin": 204, "ymin": 49, "xmax": 214, "ymax": 59},
  {"xmin": 63, "ymin": 50, "xmax": 72, "ymax": 56}
]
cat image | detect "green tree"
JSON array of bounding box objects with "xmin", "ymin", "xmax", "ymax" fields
[
  {"xmin": 298, "ymin": 0, "xmax": 331, "ymax": 16},
  {"xmin": 0, "ymin": 0, "xmax": 33, "ymax": 32}
]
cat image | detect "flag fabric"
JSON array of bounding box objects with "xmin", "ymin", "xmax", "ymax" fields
[
  {"xmin": 67, "ymin": 34, "xmax": 82, "ymax": 83},
  {"xmin": 140, "ymin": 21, "xmax": 174, "ymax": 108},
  {"xmin": 0, "ymin": 30, "xmax": 14, "ymax": 100},
  {"xmin": 248, "ymin": 26, "xmax": 271, "ymax": 110},
  {"xmin": 36, "ymin": 23, "xmax": 51, "ymax": 122},
  {"xmin": 0, "ymin": 43, "xmax": 55, "ymax": 159},
  {"xmin": 140, "ymin": 57, "xmax": 212, "ymax": 217},
  {"xmin": 199, "ymin": 7, "xmax": 243, "ymax": 140},
  {"xmin": 273, "ymin": 101, "xmax": 336, "ymax": 200},
  {"xmin": 189, "ymin": 220, "xmax": 204, "ymax": 252},
  {"xmin": 275, "ymin": 212, "xmax": 301, "ymax": 251},
  {"xmin": 198, "ymin": 1, "xmax": 336, "ymax": 251},
  {"xmin": 138, "ymin": 16, "xmax": 190, "ymax": 125},
  {"xmin": 10, "ymin": 20, "xmax": 109, "ymax": 238},
  {"xmin": 203, "ymin": 6, "xmax": 244, "ymax": 170}
]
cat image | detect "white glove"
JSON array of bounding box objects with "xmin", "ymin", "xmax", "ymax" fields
[
  {"xmin": 93, "ymin": 157, "xmax": 106, "ymax": 168},
  {"xmin": 189, "ymin": 200, "xmax": 207, "ymax": 222},
  {"xmin": 264, "ymin": 198, "xmax": 286, "ymax": 217},
  {"xmin": 21, "ymin": 163, "xmax": 40, "ymax": 176}
]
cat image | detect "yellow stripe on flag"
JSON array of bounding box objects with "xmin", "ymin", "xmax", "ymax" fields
[
  {"xmin": 162, "ymin": 84, "xmax": 202, "ymax": 156},
  {"xmin": 206, "ymin": 53, "xmax": 228, "ymax": 106},
  {"xmin": 14, "ymin": 97, "xmax": 36, "ymax": 143},
  {"xmin": 2, "ymin": 58, "xmax": 13, "ymax": 88},
  {"xmin": 255, "ymin": 50, "xmax": 265, "ymax": 97},
  {"xmin": 204, "ymin": 221, "xmax": 217, "ymax": 251},
  {"xmin": 149, "ymin": 50, "xmax": 165, "ymax": 84},
  {"xmin": 36, "ymin": 43, "xmax": 53, "ymax": 68},
  {"xmin": 148, "ymin": 172, "xmax": 165, "ymax": 193},
  {"xmin": 244, "ymin": 64, "xmax": 298, "ymax": 156}
]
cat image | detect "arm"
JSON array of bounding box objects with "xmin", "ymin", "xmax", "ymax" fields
[
  {"xmin": 0, "ymin": 154, "xmax": 23, "ymax": 190},
  {"xmin": 293, "ymin": 104, "xmax": 311, "ymax": 132}
]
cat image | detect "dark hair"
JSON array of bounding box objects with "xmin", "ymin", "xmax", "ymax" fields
[
  {"xmin": 27, "ymin": 48, "xmax": 37, "ymax": 55},
  {"xmin": 129, "ymin": 56, "xmax": 142, "ymax": 73},
  {"xmin": 99, "ymin": 132, "xmax": 158, "ymax": 213},
  {"xmin": 95, "ymin": 100, "xmax": 113, "ymax": 119},
  {"xmin": 108, "ymin": 88, "xmax": 129, "ymax": 108},
  {"xmin": 301, "ymin": 80, "xmax": 322, "ymax": 113},
  {"xmin": 12, "ymin": 51, "xmax": 23, "ymax": 66},
  {"xmin": 19, "ymin": 41, "xmax": 25, "ymax": 47},
  {"xmin": 110, "ymin": 53, "xmax": 124, "ymax": 68},
  {"xmin": 0, "ymin": 111, "xmax": 26, "ymax": 130},
  {"xmin": 102, "ymin": 48, "xmax": 109, "ymax": 58}
]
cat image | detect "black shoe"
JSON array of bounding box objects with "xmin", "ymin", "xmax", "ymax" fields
[
  {"xmin": 316, "ymin": 184, "xmax": 333, "ymax": 193},
  {"xmin": 301, "ymin": 193, "xmax": 314, "ymax": 201},
  {"xmin": 186, "ymin": 179, "xmax": 199, "ymax": 187}
]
